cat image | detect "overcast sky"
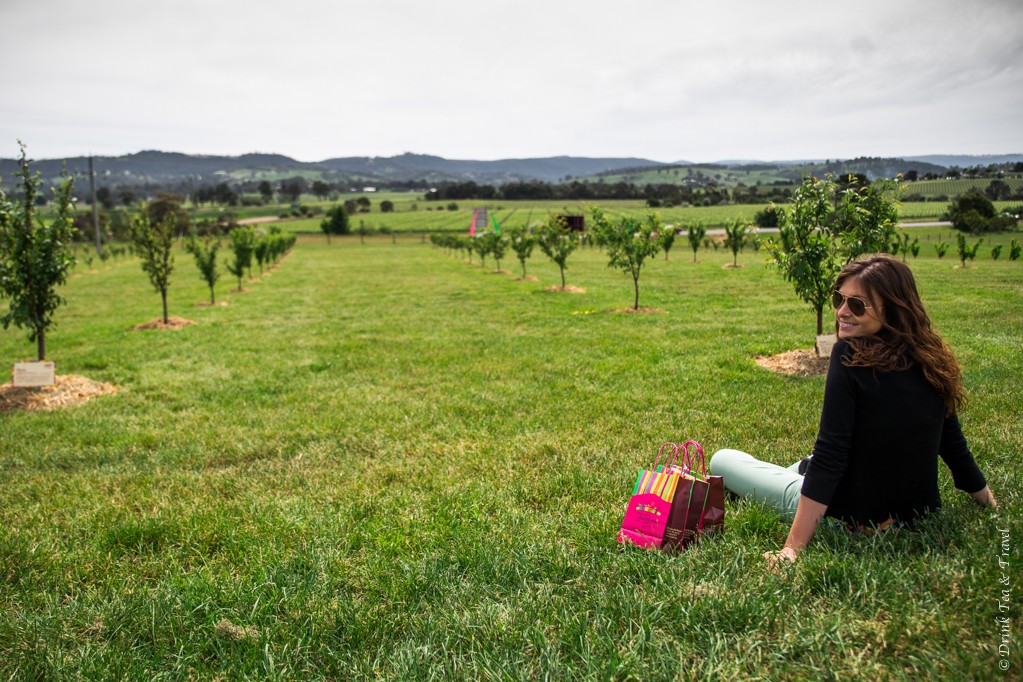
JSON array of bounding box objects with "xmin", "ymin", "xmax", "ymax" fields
[{"xmin": 2, "ymin": 0, "xmax": 1021, "ymax": 163}]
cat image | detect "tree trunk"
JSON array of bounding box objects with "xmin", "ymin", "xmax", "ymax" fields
[
  {"xmin": 633, "ymin": 274, "xmax": 640, "ymax": 310},
  {"xmin": 816, "ymin": 306, "xmax": 823, "ymax": 336},
  {"xmin": 559, "ymin": 266, "xmax": 566, "ymax": 288},
  {"xmin": 209, "ymin": 286, "xmax": 216, "ymax": 305},
  {"xmin": 37, "ymin": 330, "xmax": 45, "ymax": 362},
  {"xmin": 161, "ymin": 289, "xmax": 169, "ymax": 324}
]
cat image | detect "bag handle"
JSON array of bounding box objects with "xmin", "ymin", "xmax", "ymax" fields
[
  {"xmin": 683, "ymin": 440, "xmax": 705, "ymax": 477},
  {"xmin": 655, "ymin": 441, "xmax": 693, "ymax": 475},
  {"xmin": 654, "ymin": 441, "xmax": 680, "ymax": 471}
]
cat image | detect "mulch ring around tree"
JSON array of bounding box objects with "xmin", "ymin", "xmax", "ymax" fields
[
  {"xmin": 755, "ymin": 349, "xmax": 829, "ymax": 377},
  {"xmin": 0, "ymin": 375, "xmax": 118, "ymax": 413},
  {"xmin": 195, "ymin": 301, "xmax": 229, "ymax": 307},
  {"xmin": 543, "ymin": 285, "xmax": 587, "ymax": 294},
  {"xmin": 132, "ymin": 317, "xmax": 195, "ymax": 331},
  {"xmin": 514, "ymin": 276, "xmax": 541, "ymax": 282},
  {"xmin": 611, "ymin": 307, "xmax": 668, "ymax": 314}
]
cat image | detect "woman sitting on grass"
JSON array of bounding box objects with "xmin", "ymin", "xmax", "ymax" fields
[{"xmin": 709, "ymin": 254, "xmax": 998, "ymax": 566}]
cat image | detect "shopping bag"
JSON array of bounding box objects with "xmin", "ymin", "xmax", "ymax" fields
[
  {"xmin": 617, "ymin": 443, "xmax": 684, "ymax": 549},
  {"xmin": 662, "ymin": 440, "xmax": 724, "ymax": 550}
]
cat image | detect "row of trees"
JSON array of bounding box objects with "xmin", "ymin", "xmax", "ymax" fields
[
  {"xmin": 432, "ymin": 210, "xmax": 724, "ymax": 311},
  {"xmin": 424, "ymin": 179, "xmax": 794, "ymax": 207},
  {"xmin": 1, "ymin": 146, "xmax": 298, "ymax": 360}
]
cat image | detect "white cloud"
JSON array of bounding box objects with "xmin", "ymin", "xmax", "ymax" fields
[{"xmin": 1, "ymin": 0, "xmax": 1021, "ymax": 161}]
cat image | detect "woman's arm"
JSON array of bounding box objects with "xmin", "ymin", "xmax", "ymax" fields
[{"xmin": 764, "ymin": 494, "xmax": 829, "ymax": 567}]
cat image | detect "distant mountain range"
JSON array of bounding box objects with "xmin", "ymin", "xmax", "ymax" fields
[{"xmin": 1, "ymin": 151, "xmax": 1021, "ymax": 189}]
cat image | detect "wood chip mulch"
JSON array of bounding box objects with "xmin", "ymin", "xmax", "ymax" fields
[
  {"xmin": 543, "ymin": 285, "xmax": 587, "ymax": 294},
  {"xmin": 0, "ymin": 375, "xmax": 118, "ymax": 412},
  {"xmin": 611, "ymin": 307, "xmax": 668, "ymax": 314},
  {"xmin": 131, "ymin": 317, "xmax": 195, "ymax": 331},
  {"xmin": 755, "ymin": 349, "xmax": 829, "ymax": 377}
]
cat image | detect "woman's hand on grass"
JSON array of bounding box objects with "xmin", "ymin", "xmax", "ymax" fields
[
  {"xmin": 764, "ymin": 546, "xmax": 799, "ymax": 570},
  {"xmin": 970, "ymin": 485, "xmax": 998, "ymax": 508}
]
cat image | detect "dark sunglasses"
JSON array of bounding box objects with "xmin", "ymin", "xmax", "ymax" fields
[{"xmin": 832, "ymin": 290, "xmax": 873, "ymax": 316}]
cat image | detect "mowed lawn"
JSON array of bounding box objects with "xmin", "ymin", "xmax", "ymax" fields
[{"xmin": 1, "ymin": 237, "xmax": 1019, "ymax": 680}]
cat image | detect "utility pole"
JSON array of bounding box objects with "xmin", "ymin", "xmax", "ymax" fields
[{"xmin": 89, "ymin": 155, "xmax": 102, "ymax": 255}]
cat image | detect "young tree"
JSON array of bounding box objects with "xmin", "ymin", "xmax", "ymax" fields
[
  {"xmin": 934, "ymin": 241, "xmax": 950, "ymax": 259},
  {"xmin": 723, "ymin": 217, "xmax": 752, "ymax": 267},
  {"xmin": 765, "ymin": 175, "xmax": 841, "ymax": 336},
  {"xmin": 1009, "ymin": 238, "xmax": 1021, "ymax": 261},
  {"xmin": 480, "ymin": 231, "xmax": 508, "ymax": 271},
  {"xmin": 537, "ymin": 214, "xmax": 578, "ymax": 289},
  {"xmin": 254, "ymin": 234, "xmax": 270, "ymax": 275},
  {"xmin": 591, "ymin": 209, "xmax": 662, "ymax": 310},
  {"xmin": 896, "ymin": 232, "xmax": 912, "ymax": 262},
  {"xmin": 471, "ymin": 235, "xmax": 488, "ymax": 268},
  {"xmin": 0, "ymin": 144, "xmax": 77, "ymax": 361},
  {"xmin": 228, "ymin": 226, "xmax": 256, "ymax": 284},
  {"xmin": 130, "ymin": 212, "xmax": 176, "ymax": 324},
  {"xmin": 834, "ymin": 176, "xmax": 901, "ymax": 260},
  {"xmin": 687, "ymin": 221, "xmax": 707, "ymax": 262},
  {"xmin": 186, "ymin": 235, "xmax": 220, "ymax": 304},
  {"xmin": 225, "ymin": 255, "xmax": 245, "ymax": 292},
  {"xmin": 956, "ymin": 233, "xmax": 982, "ymax": 268},
  {"xmin": 658, "ymin": 226, "xmax": 676, "ymax": 260},
  {"xmin": 320, "ymin": 205, "xmax": 350, "ymax": 244},
  {"xmin": 508, "ymin": 226, "xmax": 536, "ymax": 278}
]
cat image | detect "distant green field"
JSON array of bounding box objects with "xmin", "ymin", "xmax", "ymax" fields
[{"xmin": 904, "ymin": 177, "xmax": 1023, "ymax": 197}]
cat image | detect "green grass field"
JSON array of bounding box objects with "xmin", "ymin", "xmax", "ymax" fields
[
  {"xmin": 1, "ymin": 238, "xmax": 1020, "ymax": 679},
  {"xmin": 216, "ymin": 193, "xmax": 1021, "ymax": 237}
]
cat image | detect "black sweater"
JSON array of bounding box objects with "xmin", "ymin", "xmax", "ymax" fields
[{"xmin": 801, "ymin": 339, "xmax": 987, "ymax": 527}]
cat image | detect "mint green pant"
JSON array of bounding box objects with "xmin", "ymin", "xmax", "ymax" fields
[{"xmin": 708, "ymin": 448, "xmax": 803, "ymax": 521}]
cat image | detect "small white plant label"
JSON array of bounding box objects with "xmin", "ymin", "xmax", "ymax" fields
[
  {"xmin": 12, "ymin": 361, "xmax": 56, "ymax": 387},
  {"xmin": 815, "ymin": 334, "xmax": 837, "ymax": 359}
]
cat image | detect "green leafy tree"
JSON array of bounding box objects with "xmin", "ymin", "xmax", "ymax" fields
[
  {"xmin": 508, "ymin": 226, "xmax": 536, "ymax": 278},
  {"xmin": 258, "ymin": 180, "xmax": 274, "ymax": 204},
  {"xmin": 956, "ymin": 233, "xmax": 983, "ymax": 268},
  {"xmin": 225, "ymin": 257, "xmax": 245, "ymax": 291},
  {"xmin": 946, "ymin": 189, "xmax": 997, "ymax": 234},
  {"xmin": 658, "ymin": 226, "xmax": 676, "ymax": 260},
  {"xmin": 186, "ymin": 235, "xmax": 220, "ymax": 304},
  {"xmin": 765, "ymin": 176, "xmax": 841, "ymax": 336},
  {"xmin": 767, "ymin": 175, "xmax": 902, "ymax": 338},
  {"xmin": 934, "ymin": 241, "xmax": 950, "ymax": 259},
  {"xmin": 687, "ymin": 222, "xmax": 707, "ymax": 262},
  {"xmin": 0, "ymin": 144, "xmax": 77, "ymax": 360},
  {"xmin": 130, "ymin": 211, "xmax": 176, "ymax": 324},
  {"xmin": 723, "ymin": 217, "xmax": 752, "ymax": 267},
  {"xmin": 145, "ymin": 192, "xmax": 191, "ymax": 239},
  {"xmin": 311, "ymin": 181, "xmax": 331, "ymax": 201},
  {"xmin": 896, "ymin": 232, "xmax": 912, "ymax": 262},
  {"xmin": 254, "ymin": 234, "xmax": 270, "ymax": 275},
  {"xmin": 1009, "ymin": 238, "xmax": 1021, "ymax": 261},
  {"xmin": 480, "ymin": 230, "xmax": 509, "ymax": 271},
  {"xmin": 591, "ymin": 208, "xmax": 662, "ymax": 310},
  {"xmin": 834, "ymin": 177, "xmax": 901, "ymax": 260},
  {"xmin": 471, "ymin": 235, "xmax": 488, "ymax": 268},
  {"xmin": 380, "ymin": 200, "xmax": 395, "ymax": 213},
  {"xmin": 537, "ymin": 214, "xmax": 578, "ymax": 289},
  {"xmin": 320, "ymin": 205, "xmax": 350, "ymax": 244},
  {"xmin": 991, "ymin": 244, "xmax": 1003, "ymax": 260},
  {"xmin": 228, "ymin": 226, "xmax": 256, "ymax": 285}
]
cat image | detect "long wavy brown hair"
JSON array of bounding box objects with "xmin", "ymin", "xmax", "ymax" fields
[{"xmin": 835, "ymin": 254, "xmax": 965, "ymax": 414}]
